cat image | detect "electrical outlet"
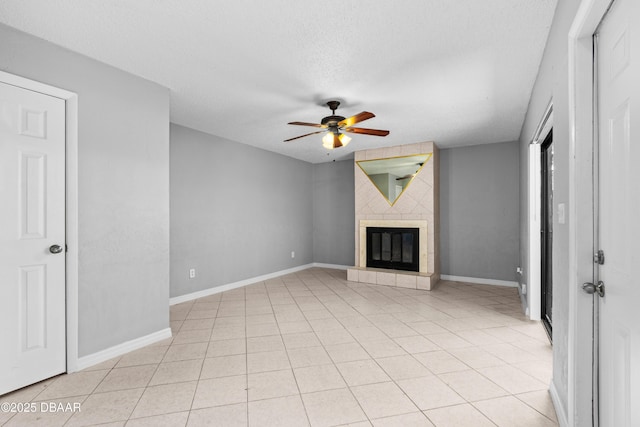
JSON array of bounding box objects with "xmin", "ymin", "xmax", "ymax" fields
[
  {"xmin": 522, "ymin": 284, "xmax": 527, "ymax": 294},
  {"xmin": 189, "ymin": 268, "xmax": 196, "ymax": 279},
  {"xmin": 291, "ymin": 251, "xmax": 295, "ymax": 259}
]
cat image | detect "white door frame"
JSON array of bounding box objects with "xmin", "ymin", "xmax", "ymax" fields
[
  {"xmin": 568, "ymin": 0, "xmax": 613, "ymax": 425},
  {"xmin": 528, "ymin": 100, "xmax": 553, "ymax": 321},
  {"xmin": 0, "ymin": 70, "xmax": 80, "ymax": 374}
]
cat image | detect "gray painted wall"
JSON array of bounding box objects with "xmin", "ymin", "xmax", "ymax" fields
[
  {"xmin": 170, "ymin": 124, "xmax": 313, "ymax": 298},
  {"xmin": 1, "ymin": 24, "xmax": 171, "ymax": 357},
  {"xmin": 440, "ymin": 141, "xmax": 520, "ymax": 281},
  {"xmin": 312, "ymin": 160, "xmax": 355, "ymax": 266},
  {"xmin": 517, "ymin": 0, "xmax": 580, "ymax": 420}
]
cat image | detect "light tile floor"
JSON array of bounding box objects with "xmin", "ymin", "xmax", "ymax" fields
[{"xmin": 0, "ymin": 268, "xmax": 558, "ymax": 426}]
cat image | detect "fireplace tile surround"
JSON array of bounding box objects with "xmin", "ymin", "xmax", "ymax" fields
[{"xmin": 347, "ymin": 142, "xmax": 439, "ymax": 290}]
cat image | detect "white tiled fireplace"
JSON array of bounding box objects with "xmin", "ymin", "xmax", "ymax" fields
[{"xmin": 347, "ymin": 142, "xmax": 440, "ymax": 290}]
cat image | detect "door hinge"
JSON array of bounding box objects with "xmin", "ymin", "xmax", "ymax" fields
[{"xmin": 594, "ymin": 249, "xmax": 605, "ymax": 265}]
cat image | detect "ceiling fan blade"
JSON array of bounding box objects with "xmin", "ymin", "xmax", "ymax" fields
[
  {"xmin": 288, "ymin": 121, "xmax": 326, "ymax": 128},
  {"xmin": 338, "ymin": 111, "xmax": 375, "ymax": 128},
  {"xmin": 332, "ymin": 133, "xmax": 343, "ymax": 148},
  {"xmin": 284, "ymin": 130, "xmax": 325, "ymax": 142},
  {"xmin": 343, "ymin": 127, "xmax": 390, "ymax": 137}
]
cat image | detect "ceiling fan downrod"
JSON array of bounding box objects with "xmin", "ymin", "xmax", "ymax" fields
[{"xmin": 327, "ymin": 100, "xmax": 340, "ymax": 115}]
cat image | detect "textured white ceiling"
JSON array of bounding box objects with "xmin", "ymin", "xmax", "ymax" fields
[{"xmin": 0, "ymin": 0, "xmax": 557, "ymax": 163}]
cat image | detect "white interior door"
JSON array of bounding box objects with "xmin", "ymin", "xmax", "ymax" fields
[
  {"xmin": 0, "ymin": 81, "xmax": 66, "ymax": 395},
  {"xmin": 596, "ymin": 0, "xmax": 640, "ymax": 425}
]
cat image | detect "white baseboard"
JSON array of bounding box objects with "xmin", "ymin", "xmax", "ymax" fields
[
  {"xmin": 75, "ymin": 328, "xmax": 172, "ymax": 372},
  {"xmin": 311, "ymin": 263, "xmax": 350, "ymax": 270},
  {"xmin": 170, "ymin": 263, "xmax": 316, "ymax": 305},
  {"xmin": 170, "ymin": 263, "xmax": 352, "ymax": 306},
  {"xmin": 517, "ymin": 285, "xmax": 530, "ymax": 316},
  {"xmin": 549, "ymin": 381, "xmax": 569, "ymax": 427},
  {"xmin": 440, "ymin": 274, "xmax": 518, "ymax": 288}
]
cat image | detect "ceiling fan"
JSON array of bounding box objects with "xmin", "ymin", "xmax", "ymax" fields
[{"xmin": 284, "ymin": 101, "xmax": 390, "ymax": 149}]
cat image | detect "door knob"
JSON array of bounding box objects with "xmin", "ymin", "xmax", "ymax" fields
[
  {"xmin": 49, "ymin": 244, "xmax": 64, "ymax": 254},
  {"xmin": 582, "ymin": 281, "xmax": 605, "ymax": 297}
]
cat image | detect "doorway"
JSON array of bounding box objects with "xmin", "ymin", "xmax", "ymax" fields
[
  {"xmin": 540, "ymin": 130, "xmax": 553, "ymax": 340},
  {"xmin": 0, "ymin": 81, "xmax": 66, "ymax": 395},
  {"xmin": 568, "ymin": 0, "xmax": 640, "ymax": 424},
  {"xmin": 594, "ymin": 0, "xmax": 639, "ymax": 424},
  {"xmin": 0, "ymin": 71, "xmax": 80, "ymax": 392},
  {"xmin": 527, "ymin": 101, "xmax": 552, "ymax": 322}
]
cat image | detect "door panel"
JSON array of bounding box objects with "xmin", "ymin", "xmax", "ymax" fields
[
  {"xmin": 0, "ymin": 81, "xmax": 66, "ymax": 395},
  {"xmin": 20, "ymin": 264, "xmax": 48, "ymax": 350},
  {"xmin": 20, "ymin": 153, "xmax": 47, "ymax": 239},
  {"xmin": 596, "ymin": 0, "xmax": 639, "ymax": 424}
]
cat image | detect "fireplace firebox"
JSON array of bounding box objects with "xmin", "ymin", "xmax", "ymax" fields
[{"xmin": 366, "ymin": 227, "xmax": 419, "ymax": 272}]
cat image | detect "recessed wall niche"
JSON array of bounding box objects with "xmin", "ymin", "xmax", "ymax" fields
[{"xmin": 347, "ymin": 142, "xmax": 440, "ymax": 290}]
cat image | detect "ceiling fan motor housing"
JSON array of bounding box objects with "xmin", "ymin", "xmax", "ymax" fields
[
  {"xmin": 321, "ymin": 115, "xmax": 346, "ymax": 127},
  {"xmin": 322, "ymin": 100, "xmax": 344, "ymax": 131}
]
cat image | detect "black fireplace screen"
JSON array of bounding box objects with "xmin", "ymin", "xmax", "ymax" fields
[{"xmin": 366, "ymin": 227, "xmax": 419, "ymax": 272}]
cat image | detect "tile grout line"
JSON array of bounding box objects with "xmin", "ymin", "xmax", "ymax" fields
[
  {"xmin": 306, "ymin": 269, "xmax": 431, "ymax": 424},
  {"xmin": 295, "ymin": 270, "xmax": 378, "ymax": 424},
  {"xmin": 184, "ymin": 295, "xmax": 220, "ymax": 426},
  {"xmin": 264, "ymin": 277, "xmax": 313, "ymax": 426}
]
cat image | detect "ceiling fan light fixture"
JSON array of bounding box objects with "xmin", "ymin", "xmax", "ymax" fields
[
  {"xmin": 322, "ymin": 133, "xmax": 336, "ymax": 149},
  {"xmin": 338, "ymin": 133, "xmax": 351, "ymax": 146},
  {"xmin": 322, "ymin": 132, "xmax": 351, "ymax": 149}
]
